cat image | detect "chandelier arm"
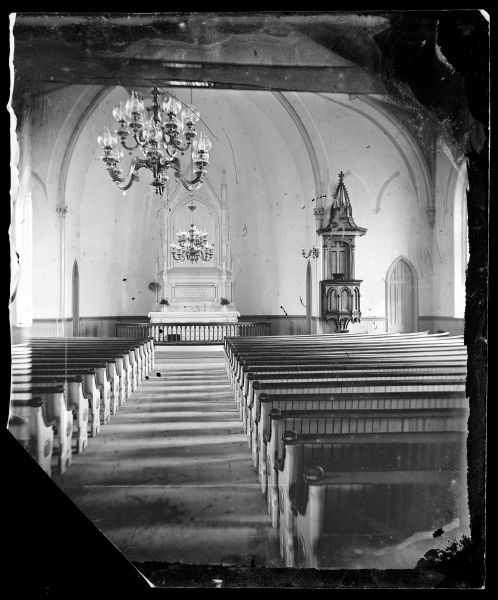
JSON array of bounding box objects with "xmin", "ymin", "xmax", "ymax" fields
[
  {"xmin": 170, "ymin": 138, "xmax": 191, "ymax": 152},
  {"xmin": 176, "ymin": 171, "xmax": 204, "ymax": 192},
  {"xmin": 119, "ymin": 137, "xmax": 141, "ymax": 152},
  {"xmin": 164, "ymin": 146, "xmax": 178, "ymax": 159},
  {"xmin": 170, "ymin": 157, "xmax": 205, "ymax": 191},
  {"xmin": 107, "ymin": 157, "xmax": 148, "ymax": 191}
]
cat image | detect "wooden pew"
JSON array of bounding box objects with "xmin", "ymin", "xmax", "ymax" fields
[
  {"xmin": 222, "ymin": 331, "xmax": 468, "ymax": 568},
  {"xmin": 26, "ymin": 350, "xmax": 132, "ymax": 403},
  {"xmin": 227, "ymin": 339, "xmax": 466, "ymax": 388},
  {"xmin": 244, "ymin": 373, "xmax": 467, "ymax": 448},
  {"xmin": 12, "ymin": 360, "xmax": 108, "ymax": 430},
  {"xmin": 264, "ymin": 407, "xmax": 468, "ymax": 527},
  {"xmin": 10, "ymin": 373, "xmax": 89, "ymax": 454},
  {"xmin": 243, "ymin": 362, "xmax": 467, "ymax": 443},
  {"xmin": 226, "ymin": 337, "xmax": 466, "ymax": 390},
  {"xmin": 276, "ymin": 429, "xmax": 467, "ymax": 567},
  {"xmin": 294, "ymin": 464, "xmax": 464, "ymax": 569},
  {"xmin": 223, "ymin": 331, "xmax": 446, "ymax": 368},
  {"xmin": 255, "ymin": 390, "xmax": 467, "ymax": 494},
  {"xmin": 10, "ymin": 385, "xmax": 73, "ymax": 474},
  {"xmin": 233, "ymin": 355, "xmax": 467, "ymax": 396},
  {"xmin": 15, "ymin": 335, "xmax": 154, "ymax": 386},
  {"xmin": 11, "ymin": 335, "xmax": 154, "ymax": 408},
  {"xmin": 13, "ymin": 346, "xmax": 137, "ymax": 400},
  {"xmin": 12, "ymin": 363, "xmax": 107, "ymax": 431},
  {"xmin": 238, "ymin": 360, "xmax": 467, "ymax": 421},
  {"xmin": 224, "ymin": 332, "xmax": 462, "ymax": 365},
  {"xmin": 9, "ymin": 336, "xmax": 155, "ymax": 469}
]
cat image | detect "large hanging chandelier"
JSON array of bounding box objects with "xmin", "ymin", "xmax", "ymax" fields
[
  {"xmin": 170, "ymin": 204, "xmax": 214, "ymax": 263},
  {"xmin": 97, "ymin": 87, "xmax": 212, "ymax": 196}
]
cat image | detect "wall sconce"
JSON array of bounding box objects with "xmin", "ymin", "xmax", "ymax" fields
[{"xmin": 302, "ymin": 247, "xmax": 320, "ymax": 259}]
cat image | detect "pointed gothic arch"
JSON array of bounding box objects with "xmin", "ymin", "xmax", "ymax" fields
[
  {"xmin": 72, "ymin": 260, "xmax": 80, "ymax": 336},
  {"xmin": 306, "ymin": 259, "xmax": 312, "ymax": 334}
]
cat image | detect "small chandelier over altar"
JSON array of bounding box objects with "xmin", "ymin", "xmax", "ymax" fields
[
  {"xmin": 97, "ymin": 87, "xmax": 212, "ymax": 196},
  {"xmin": 170, "ymin": 204, "xmax": 214, "ymax": 263}
]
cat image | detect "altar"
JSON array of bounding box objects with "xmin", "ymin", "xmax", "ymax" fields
[
  {"xmin": 148, "ymin": 301, "xmax": 240, "ymax": 323},
  {"xmin": 148, "ymin": 309, "xmax": 240, "ymax": 323},
  {"xmin": 151, "ymin": 178, "xmax": 240, "ymax": 330}
]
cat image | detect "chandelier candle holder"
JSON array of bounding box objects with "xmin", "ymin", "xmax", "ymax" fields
[
  {"xmin": 170, "ymin": 205, "xmax": 214, "ymax": 263},
  {"xmin": 97, "ymin": 87, "xmax": 212, "ymax": 195},
  {"xmin": 302, "ymin": 247, "xmax": 320, "ymax": 259}
]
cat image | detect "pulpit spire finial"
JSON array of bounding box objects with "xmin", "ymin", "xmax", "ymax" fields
[{"xmin": 332, "ymin": 171, "xmax": 351, "ymax": 210}]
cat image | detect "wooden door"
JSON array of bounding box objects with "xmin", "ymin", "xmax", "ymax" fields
[{"xmin": 387, "ymin": 258, "xmax": 416, "ymax": 333}]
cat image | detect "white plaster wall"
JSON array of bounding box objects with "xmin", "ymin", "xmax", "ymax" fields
[
  {"xmin": 430, "ymin": 148, "xmax": 467, "ymax": 319},
  {"xmin": 21, "ymin": 86, "xmax": 110, "ymax": 318},
  {"xmin": 431, "ymin": 148, "xmax": 457, "ymax": 317},
  {"xmin": 17, "ymin": 85, "xmax": 462, "ymax": 323},
  {"xmin": 296, "ymin": 93, "xmax": 435, "ymax": 319},
  {"xmin": 72, "ymin": 87, "xmax": 164, "ymax": 316}
]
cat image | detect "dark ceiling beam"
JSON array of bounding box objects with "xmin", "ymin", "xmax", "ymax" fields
[{"xmin": 13, "ymin": 54, "xmax": 386, "ymax": 95}]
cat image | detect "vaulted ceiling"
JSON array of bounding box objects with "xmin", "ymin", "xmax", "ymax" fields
[{"xmin": 12, "ymin": 10, "xmax": 487, "ymax": 157}]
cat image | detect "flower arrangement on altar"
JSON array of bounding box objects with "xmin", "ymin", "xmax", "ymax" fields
[{"xmin": 220, "ymin": 298, "xmax": 230, "ymax": 306}]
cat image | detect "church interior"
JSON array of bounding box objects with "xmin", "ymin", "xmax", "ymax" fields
[{"xmin": 6, "ymin": 11, "xmax": 487, "ymax": 590}]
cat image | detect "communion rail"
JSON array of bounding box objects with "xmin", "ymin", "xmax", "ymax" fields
[{"xmin": 115, "ymin": 321, "xmax": 271, "ymax": 344}]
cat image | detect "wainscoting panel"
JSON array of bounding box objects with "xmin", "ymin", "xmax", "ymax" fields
[
  {"xmin": 317, "ymin": 317, "xmax": 388, "ymax": 335},
  {"xmin": 80, "ymin": 317, "xmax": 118, "ymax": 338},
  {"xmin": 17, "ymin": 317, "xmax": 150, "ymax": 339},
  {"xmin": 14, "ymin": 315, "xmax": 463, "ymax": 341},
  {"xmin": 348, "ymin": 317, "xmax": 388, "ymax": 334},
  {"xmin": 241, "ymin": 316, "xmax": 308, "ymax": 336},
  {"xmin": 419, "ymin": 316, "xmax": 465, "ymax": 336},
  {"xmin": 241, "ymin": 316, "xmax": 388, "ymax": 336},
  {"xmin": 30, "ymin": 319, "xmax": 73, "ymax": 337}
]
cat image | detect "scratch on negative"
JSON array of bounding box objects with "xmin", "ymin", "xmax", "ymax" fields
[{"xmin": 225, "ymin": 132, "xmax": 238, "ymax": 184}]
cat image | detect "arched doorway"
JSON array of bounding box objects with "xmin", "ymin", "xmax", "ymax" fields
[
  {"xmin": 386, "ymin": 257, "xmax": 418, "ymax": 333},
  {"xmin": 72, "ymin": 260, "xmax": 80, "ymax": 336}
]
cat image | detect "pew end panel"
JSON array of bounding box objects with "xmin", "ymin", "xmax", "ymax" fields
[
  {"xmin": 9, "ymin": 399, "xmax": 54, "ymax": 476},
  {"xmin": 82, "ymin": 374, "xmax": 101, "ymax": 437},
  {"xmin": 66, "ymin": 381, "xmax": 89, "ymax": 453},
  {"xmin": 11, "ymin": 386, "xmax": 73, "ymax": 474}
]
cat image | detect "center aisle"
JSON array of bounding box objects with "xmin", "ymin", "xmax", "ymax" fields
[{"xmin": 54, "ymin": 345, "xmax": 281, "ymax": 567}]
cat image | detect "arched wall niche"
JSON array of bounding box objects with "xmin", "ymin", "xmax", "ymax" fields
[
  {"xmin": 166, "ymin": 192, "xmax": 221, "ymax": 270},
  {"xmin": 163, "ymin": 178, "xmax": 234, "ymax": 306}
]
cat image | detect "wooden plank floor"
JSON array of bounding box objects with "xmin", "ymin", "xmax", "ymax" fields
[{"xmin": 53, "ymin": 346, "xmax": 282, "ymax": 567}]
